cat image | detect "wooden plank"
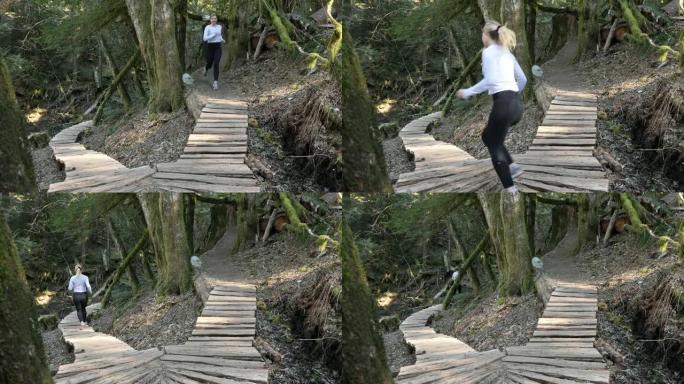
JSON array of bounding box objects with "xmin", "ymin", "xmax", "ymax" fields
[
  {"xmin": 532, "ymin": 138, "xmax": 596, "ymax": 146},
  {"xmin": 533, "ymin": 330, "xmax": 596, "ymax": 337},
  {"xmin": 507, "ymin": 363, "xmax": 609, "ymax": 383},
  {"xmin": 156, "ymin": 163, "xmax": 252, "ymax": 176},
  {"xmin": 538, "ymin": 318, "xmax": 597, "ymax": 326},
  {"xmin": 507, "ymin": 346, "xmax": 602, "ymax": 360},
  {"xmin": 183, "ymin": 146, "xmax": 248, "ymax": 154},
  {"xmin": 552, "ymin": 99, "xmax": 597, "ymax": 107},
  {"xmin": 552, "ymin": 291, "xmax": 597, "ymax": 298},
  {"xmin": 164, "ymin": 345, "xmax": 260, "ymax": 359},
  {"xmin": 519, "ymin": 172, "xmax": 608, "ymax": 192},
  {"xmin": 164, "ymin": 361, "xmax": 267, "ymax": 383}
]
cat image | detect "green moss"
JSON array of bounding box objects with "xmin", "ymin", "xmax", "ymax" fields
[
  {"xmin": 0, "ymin": 57, "xmax": 36, "ymax": 193},
  {"xmin": 0, "ymin": 218, "xmax": 53, "ymax": 383},
  {"xmin": 340, "ymin": 217, "xmax": 393, "ymax": 384}
]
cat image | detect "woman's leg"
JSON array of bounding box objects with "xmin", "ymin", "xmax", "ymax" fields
[
  {"xmin": 483, "ymin": 102, "xmax": 515, "ymax": 188},
  {"xmin": 212, "ymin": 46, "xmax": 222, "ymax": 82},
  {"xmin": 205, "ymin": 44, "xmax": 214, "ymax": 71},
  {"xmin": 73, "ymin": 294, "xmax": 84, "ymax": 322},
  {"xmin": 82, "ymin": 295, "xmax": 89, "ymax": 323}
]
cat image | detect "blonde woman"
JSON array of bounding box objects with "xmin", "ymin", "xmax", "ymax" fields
[
  {"xmin": 457, "ymin": 21, "xmax": 527, "ymax": 193},
  {"xmin": 203, "ymin": 14, "xmax": 225, "ymax": 90},
  {"xmin": 67, "ymin": 264, "xmax": 92, "ymax": 329}
]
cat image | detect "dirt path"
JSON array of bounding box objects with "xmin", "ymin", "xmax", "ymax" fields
[
  {"xmin": 541, "ymin": 225, "xmax": 597, "ymax": 286},
  {"xmin": 541, "ymin": 38, "xmax": 598, "ymax": 94},
  {"xmin": 198, "ymin": 226, "xmax": 260, "ymax": 286}
]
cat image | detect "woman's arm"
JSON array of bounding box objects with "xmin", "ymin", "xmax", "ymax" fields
[
  {"xmin": 461, "ymin": 51, "xmax": 492, "ymax": 99},
  {"xmin": 514, "ymin": 59, "xmax": 527, "ymax": 93},
  {"xmin": 85, "ymin": 276, "xmax": 92, "ymax": 295},
  {"xmin": 68, "ymin": 276, "xmax": 74, "ymax": 292},
  {"xmin": 203, "ymin": 26, "xmax": 214, "ymax": 42}
]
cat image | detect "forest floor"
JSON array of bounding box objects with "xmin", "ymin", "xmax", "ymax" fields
[
  {"xmin": 380, "ymin": 37, "xmax": 683, "ymax": 190},
  {"xmin": 43, "ymin": 223, "xmax": 341, "ymax": 383},
  {"xmin": 381, "ymin": 229, "xmax": 684, "ymax": 383},
  {"xmin": 30, "ymin": 48, "xmax": 340, "ymax": 192}
]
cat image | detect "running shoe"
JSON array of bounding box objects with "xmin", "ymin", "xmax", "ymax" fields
[
  {"xmin": 510, "ymin": 163, "xmax": 524, "ymax": 179},
  {"xmin": 212, "ymin": 81, "xmax": 219, "ymax": 90}
]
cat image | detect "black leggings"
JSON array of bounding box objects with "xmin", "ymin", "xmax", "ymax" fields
[
  {"xmin": 482, "ymin": 91, "xmax": 524, "ymax": 188},
  {"xmin": 205, "ymin": 43, "xmax": 222, "ymax": 82},
  {"xmin": 73, "ymin": 292, "xmax": 88, "ymax": 323}
]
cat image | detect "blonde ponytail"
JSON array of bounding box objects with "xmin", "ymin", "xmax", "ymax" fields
[{"xmin": 483, "ymin": 21, "xmax": 517, "ymax": 51}]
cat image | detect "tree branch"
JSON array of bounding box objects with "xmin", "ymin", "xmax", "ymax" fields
[{"xmin": 535, "ymin": 1, "xmax": 578, "ymax": 16}]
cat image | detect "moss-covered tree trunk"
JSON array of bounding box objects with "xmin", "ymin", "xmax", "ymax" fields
[
  {"xmin": 202, "ymin": 204, "xmax": 230, "ymax": 252},
  {"xmin": 340, "ymin": 201, "xmax": 393, "ymax": 384},
  {"xmin": 0, "ymin": 57, "xmax": 35, "ymax": 193},
  {"xmin": 502, "ymin": 0, "xmax": 533, "ymax": 96},
  {"xmin": 138, "ymin": 193, "xmax": 193, "ymax": 295},
  {"xmin": 0, "ymin": 217, "xmax": 53, "ymax": 384},
  {"xmin": 220, "ymin": 0, "xmax": 253, "ymax": 70},
  {"xmin": 478, "ymin": 193, "xmax": 533, "ymax": 296},
  {"xmin": 125, "ymin": 0, "xmax": 184, "ymax": 114},
  {"xmin": 175, "ymin": 0, "xmax": 188, "ymax": 70},
  {"xmin": 576, "ymin": 0, "xmax": 602, "ymax": 61},
  {"xmin": 333, "ymin": 28, "xmax": 392, "ymax": 192},
  {"xmin": 576, "ymin": 194, "xmax": 600, "ymax": 250}
]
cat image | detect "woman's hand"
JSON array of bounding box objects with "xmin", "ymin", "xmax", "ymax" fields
[{"xmin": 456, "ymin": 89, "xmax": 467, "ymax": 99}]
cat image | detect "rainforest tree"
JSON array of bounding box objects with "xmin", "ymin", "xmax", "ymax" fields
[
  {"xmin": 0, "ymin": 216, "xmax": 53, "ymax": 384},
  {"xmin": 0, "ymin": 58, "xmax": 35, "ymax": 193}
]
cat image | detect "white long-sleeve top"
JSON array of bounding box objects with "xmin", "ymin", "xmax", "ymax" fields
[
  {"xmin": 203, "ymin": 24, "xmax": 223, "ymax": 43},
  {"xmin": 462, "ymin": 44, "xmax": 527, "ymax": 99},
  {"xmin": 68, "ymin": 274, "xmax": 92, "ymax": 294}
]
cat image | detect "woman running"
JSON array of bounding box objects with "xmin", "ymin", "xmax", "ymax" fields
[
  {"xmin": 457, "ymin": 21, "xmax": 527, "ymax": 193},
  {"xmin": 68, "ymin": 264, "xmax": 92, "ymax": 329},
  {"xmin": 203, "ymin": 14, "xmax": 225, "ymax": 91}
]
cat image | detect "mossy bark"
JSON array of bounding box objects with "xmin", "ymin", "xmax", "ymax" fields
[
  {"xmin": 138, "ymin": 193, "xmax": 193, "ymax": 296},
  {"xmin": 98, "ymin": 36, "xmax": 132, "ymax": 110},
  {"xmin": 125, "ymin": 0, "xmax": 185, "ymax": 114},
  {"xmin": 501, "ymin": 0, "xmax": 534, "ymax": 96},
  {"xmin": 106, "ymin": 218, "xmax": 140, "ymax": 295},
  {"xmin": 576, "ymin": 0, "xmax": 602, "ymax": 61},
  {"xmin": 545, "ymin": 205, "xmax": 571, "ymax": 251},
  {"xmin": 0, "ymin": 57, "xmax": 36, "ymax": 193},
  {"xmin": 340, "ymin": 210, "xmax": 393, "ymax": 384},
  {"xmin": 102, "ymin": 230, "xmax": 149, "ymax": 307},
  {"xmin": 443, "ymin": 235, "xmax": 488, "ymax": 309},
  {"xmin": 576, "ymin": 194, "xmax": 600, "ymax": 250},
  {"xmin": 202, "ymin": 204, "xmax": 230, "ymax": 253},
  {"xmin": 0, "ymin": 217, "xmax": 53, "ymax": 384},
  {"xmin": 478, "ymin": 193, "xmax": 533, "ymax": 296},
  {"xmin": 333, "ymin": 28, "xmax": 392, "ymax": 192}
]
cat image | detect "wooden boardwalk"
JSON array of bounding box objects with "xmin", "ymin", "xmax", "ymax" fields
[
  {"xmin": 48, "ymin": 99, "xmax": 260, "ymax": 193},
  {"xmin": 395, "ymin": 91, "xmax": 609, "ymax": 192},
  {"xmin": 397, "ymin": 283, "xmax": 609, "ymax": 383},
  {"xmin": 54, "ymin": 282, "xmax": 268, "ymax": 383}
]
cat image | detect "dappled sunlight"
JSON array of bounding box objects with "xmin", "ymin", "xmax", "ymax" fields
[
  {"xmin": 26, "ymin": 107, "xmax": 47, "ymax": 124},
  {"xmin": 376, "ymin": 98, "xmax": 397, "ymax": 115},
  {"xmin": 376, "ymin": 291, "xmax": 397, "ymax": 309},
  {"xmin": 34, "ymin": 289, "xmax": 55, "ymax": 306},
  {"xmin": 605, "ymin": 74, "xmax": 662, "ymax": 96}
]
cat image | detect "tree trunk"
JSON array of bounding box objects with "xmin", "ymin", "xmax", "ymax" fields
[
  {"xmin": 478, "ymin": 193, "xmax": 533, "ymax": 296},
  {"xmin": 125, "ymin": 0, "xmax": 185, "ymax": 113},
  {"xmin": 98, "ymin": 36, "xmax": 132, "ymax": 110},
  {"xmin": 545, "ymin": 205, "xmax": 571, "ymax": 251},
  {"xmin": 137, "ymin": 193, "xmax": 193, "ymax": 295},
  {"xmin": 334, "ymin": 28, "xmax": 392, "ymax": 192},
  {"xmin": 222, "ymin": 1, "xmax": 252, "ymax": 70},
  {"xmin": 340, "ymin": 200, "xmax": 393, "ymax": 384},
  {"xmin": 175, "ymin": 0, "xmax": 188, "ymax": 70},
  {"xmin": 184, "ymin": 194, "xmax": 195, "ymax": 254},
  {"xmin": 526, "ymin": 193, "xmax": 536, "ymax": 253},
  {"xmin": 0, "ymin": 217, "xmax": 53, "ymax": 384},
  {"xmin": 576, "ymin": 0, "xmax": 602, "ymax": 61},
  {"xmin": 106, "ymin": 218, "xmax": 140, "ymax": 295},
  {"xmin": 576, "ymin": 194, "xmax": 600, "ymax": 250},
  {"xmin": 0, "ymin": 58, "xmax": 35, "ymax": 193},
  {"xmin": 526, "ymin": 0, "xmax": 537, "ymax": 63},
  {"xmin": 202, "ymin": 204, "xmax": 230, "ymax": 252},
  {"xmin": 501, "ymin": 0, "xmax": 534, "ymax": 95}
]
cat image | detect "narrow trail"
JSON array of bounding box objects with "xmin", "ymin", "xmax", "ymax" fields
[
  {"xmin": 54, "ymin": 228, "xmax": 269, "ymax": 383},
  {"xmin": 47, "ymin": 73, "xmax": 259, "ymax": 193},
  {"xmin": 396, "ymin": 283, "xmax": 608, "ymax": 383},
  {"xmin": 395, "ymin": 40, "xmax": 608, "ymax": 193}
]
